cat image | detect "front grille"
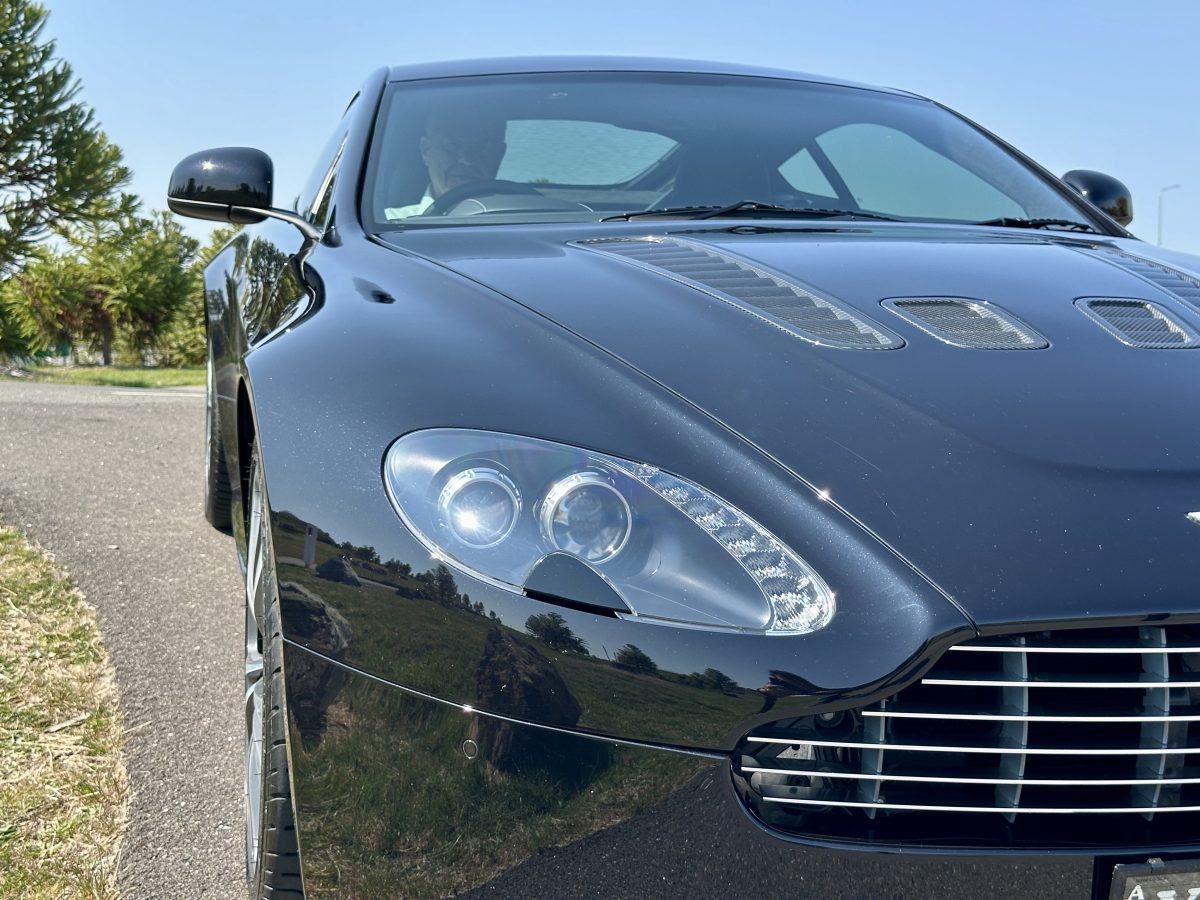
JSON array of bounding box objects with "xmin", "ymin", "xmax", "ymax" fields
[
  {"xmin": 882, "ymin": 297, "xmax": 1049, "ymax": 349},
  {"xmin": 1076, "ymin": 298, "xmax": 1200, "ymax": 349},
  {"xmin": 735, "ymin": 624, "xmax": 1200, "ymax": 850},
  {"xmin": 575, "ymin": 236, "xmax": 903, "ymax": 350}
]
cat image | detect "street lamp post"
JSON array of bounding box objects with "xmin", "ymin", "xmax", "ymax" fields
[{"xmin": 1158, "ymin": 184, "xmax": 1182, "ymax": 246}]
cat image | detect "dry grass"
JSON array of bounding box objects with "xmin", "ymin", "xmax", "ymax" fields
[{"xmin": 0, "ymin": 526, "xmax": 129, "ymax": 899}]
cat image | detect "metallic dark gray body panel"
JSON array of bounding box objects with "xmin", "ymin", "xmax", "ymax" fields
[
  {"xmin": 282, "ymin": 643, "xmax": 1104, "ymax": 898},
  {"xmin": 251, "ymin": 229, "xmax": 974, "ymax": 747},
  {"xmin": 387, "ymin": 224, "xmax": 1200, "ymax": 626},
  {"xmin": 237, "ymin": 218, "xmax": 1200, "ymax": 894}
]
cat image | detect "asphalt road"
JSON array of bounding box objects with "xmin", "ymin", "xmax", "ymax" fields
[{"xmin": 0, "ymin": 381, "xmax": 243, "ymax": 898}]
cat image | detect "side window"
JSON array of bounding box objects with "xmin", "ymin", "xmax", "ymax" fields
[
  {"xmin": 309, "ymin": 138, "xmax": 346, "ymax": 227},
  {"xmin": 295, "ymin": 90, "xmax": 357, "ymax": 218},
  {"xmin": 815, "ymin": 123, "xmax": 1023, "ymax": 220},
  {"xmin": 296, "ymin": 128, "xmax": 347, "ymax": 222}
]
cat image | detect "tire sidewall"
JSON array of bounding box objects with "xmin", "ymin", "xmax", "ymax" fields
[{"xmin": 246, "ymin": 451, "xmax": 303, "ymax": 899}]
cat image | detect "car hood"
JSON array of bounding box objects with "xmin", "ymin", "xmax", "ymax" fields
[{"xmin": 381, "ymin": 223, "xmax": 1200, "ymax": 627}]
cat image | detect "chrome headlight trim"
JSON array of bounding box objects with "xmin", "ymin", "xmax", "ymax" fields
[{"xmin": 384, "ymin": 428, "xmax": 836, "ymax": 635}]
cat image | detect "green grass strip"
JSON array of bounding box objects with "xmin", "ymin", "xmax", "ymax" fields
[
  {"xmin": 22, "ymin": 366, "xmax": 205, "ymax": 388},
  {"xmin": 0, "ymin": 526, "xmax": 128, "ymax": 899}
]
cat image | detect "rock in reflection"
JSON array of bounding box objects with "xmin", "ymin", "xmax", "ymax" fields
[
  {"xmin": 285, "ymin": 646, "xmax": 710, "ymax": 898},
  {"xmin": 470, "ymin": 627, "xmax": 608, "ymax": 786},
  {"xmin": 279, "ymin": 581, "xmax": 352, "ymax": 740},
  {"xmin": 315, "ymin": 555, "xmax": 361, "ymax": 586}
]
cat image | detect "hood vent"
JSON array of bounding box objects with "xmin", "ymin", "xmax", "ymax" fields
[
  {"xmin": 882, "ymin": 298, "xmax": 1049, "ymax": 349},
  {"xmin": 1076, "ymin": 298, "xmax": 1200, "ymax": 349},
  {"xmin": 575, "ymin": 236, "xmax": 903, "ymax": 350},
  {"xmin": 1081, "ymin": 246, "xmax": 1200, "ymax": 313}
]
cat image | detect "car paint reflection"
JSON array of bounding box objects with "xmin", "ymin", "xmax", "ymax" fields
[{"xmin": 283, "ymin": 645, "xmax": 1096, "ymax": 899}]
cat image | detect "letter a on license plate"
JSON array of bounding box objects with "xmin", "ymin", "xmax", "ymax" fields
[{"xmin": 1110, "ymin": 859, "xmax": 1200, "ymax": 900}]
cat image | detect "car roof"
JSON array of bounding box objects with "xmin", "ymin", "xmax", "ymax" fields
[{"xmin": 385, "ymin": 56, "xmax": 924, "ymax": 99}]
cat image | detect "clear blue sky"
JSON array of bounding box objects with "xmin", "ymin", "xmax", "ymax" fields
[{"xmin": 44, "ymin": 0, "xmax": 1200, "ymax": 251}]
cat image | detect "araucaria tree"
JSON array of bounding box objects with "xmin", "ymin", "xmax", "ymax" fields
[
  {"xmin": 0, "ymin": 0, "xmax": 131, "ymax": 278},
  {"xmin": 24, "ymin": 209, "xmax": 199, "ymax": 364}
]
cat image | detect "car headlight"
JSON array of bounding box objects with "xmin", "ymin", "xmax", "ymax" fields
[{"xmin": 383, "ymin": 429, "xmax": 835, "ymax": 635}]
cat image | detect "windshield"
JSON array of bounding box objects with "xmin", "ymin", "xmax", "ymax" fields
[{"xmin": 364, "ymin": 71, "xmax": 1094, "ymax": 230}]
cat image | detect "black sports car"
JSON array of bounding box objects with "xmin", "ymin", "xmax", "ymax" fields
[{"xmin": 169, "ymin": 58, "xmax": 1200, "ymax": 899}]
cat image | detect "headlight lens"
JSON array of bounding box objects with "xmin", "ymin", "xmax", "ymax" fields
[
  {"xmin": 539, "ymin": 471, "xmax": 632, "ymax": 562},
  {"xmin": 384, "ymin": 429, "xmax": 835, "ymax": 635},
  {"xmin": 438, "ymin": 468, "xmax": 520, "ymax": 549}
]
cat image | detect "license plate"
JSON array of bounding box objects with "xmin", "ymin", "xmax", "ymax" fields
[{"xmin": 1109, "ymin": 859, "xmax": 1200, "ymax": 900}]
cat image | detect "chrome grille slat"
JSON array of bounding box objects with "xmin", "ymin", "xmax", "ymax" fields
[
  {"xmin": 741, "ymin": 766, "xmax": 1200, "ymax": 787},
  {"xmin": 746, "ymin": 736, "xmax": 1200, "ymax": 756},
  {"xmin": 1134, "ymin": 626, "xmax": 1169, "ymax": 818},
  {"xmin": 865, "ymin": 711, "xmax": 1200, "ymax": 723},
  {"xmin": 738, "ymin": 623, "xmax": 1200, "ymax": 842},
  {"xmin": 922, "ymin": 678, "xmax": 1200, "ymax": 688},
  {"xmin": 952, "ymin": 645, "xmax": 1200, "ymax": 654},
  {"xmin": 758, "ymin": 795, "xmax": 1200, "ymax": 815},
  {"xmin": 996, "ymin": 635, "xmax": 1028, "ymax": 821},
  {"xmin": 857, "ymin": 697, "xmax": 887, "ymax": 819}
]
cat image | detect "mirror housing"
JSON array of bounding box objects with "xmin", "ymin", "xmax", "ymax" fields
[
  {"xmin": 168, "ymin": 147, "xmax": 273, "ymax": 225},
  {"xmin": 167, "ymin": 147, "xmax": 321, "ymax": 241},
  {"xmin": 1061, "ymin": 170, "xmax": 1133, "ymax": 227}
]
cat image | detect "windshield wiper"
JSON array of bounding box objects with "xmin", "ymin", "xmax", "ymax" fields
[
  {"xmin": 602, "ymin": 200, "xmax": 899, "ymax": 222},
  {"xmin": 972, "ymin": 216, "xmax": 1100, "ymax": 234}
]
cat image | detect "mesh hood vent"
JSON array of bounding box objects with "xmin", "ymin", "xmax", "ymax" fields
[
  {"xmin": 883, "ymin": 298, "xmax": 1049, "ymax": 349},
  {"xmin": 1082, "ymin": 246, "xmax": 1200, "ymax": 313},
  {"xmin": 574, "ymin": 236, "xmax": 903, "ymax": 350},
  {"xmin": 1076, "ymin": 298, "xmax": 1200, "ymax": 349}
]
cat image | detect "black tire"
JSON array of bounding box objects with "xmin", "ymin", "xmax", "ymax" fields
[
  {"xmin": 204, "ymin": 355, "xmax": 233, "ymax": 531},
  {"xmin": 245, "ymin": 450, "xmax": 304, "ymax": 899},
  {"xmin": 249, "ymin": 603, "xmax": 304, "ymax": 899}
]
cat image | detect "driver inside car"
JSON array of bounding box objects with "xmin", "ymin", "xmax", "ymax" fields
[{"xmin": 385, "ymin": 112, "xmax": 507, "ymax": 218}]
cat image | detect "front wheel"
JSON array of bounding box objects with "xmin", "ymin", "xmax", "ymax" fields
[{"xmin": 245, "ymin": 450, "xmax": 303, "ymax": 898}]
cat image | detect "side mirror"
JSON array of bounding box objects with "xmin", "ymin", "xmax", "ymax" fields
[
  {"xmin": 168, "ymin": 147, "xmax": 274, "ymax": 224},
  {"xmin": 1061, "ymin": 170, "xmax": 1133, "ymax": 227},
  {"xmin": 167, "ymin": 147, "xmax": 321, "ymax": 240}
]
